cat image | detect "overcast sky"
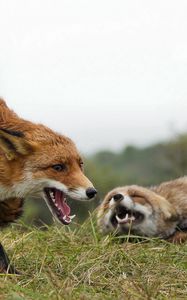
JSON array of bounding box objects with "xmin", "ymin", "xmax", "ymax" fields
[{"xmin": 0, "ymin": 0, "xmax": 187, "ymax": 154}]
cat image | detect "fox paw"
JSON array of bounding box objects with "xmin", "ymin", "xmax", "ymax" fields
[{"xmin": 167, "ymin": 231, "xmax": 187, "ymax": 244}]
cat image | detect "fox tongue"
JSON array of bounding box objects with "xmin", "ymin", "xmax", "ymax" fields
[{"xmin": 55, "ymin": 189, "xmax": 71, "ymax": 216}]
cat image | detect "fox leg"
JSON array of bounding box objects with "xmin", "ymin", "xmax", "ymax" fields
[
  {"xmin": 0, "ymin": 243, "xmax": 19, "ymax": 274},
  {"xmin": 167, "ymin": 231, "xmax": 187, "ymax": 244},
  {"xmin": 0, "ymin": 198, "xmax": 24, "ymax": 274},
  {"xmin": 0, "ymin": 198, "xmax": 24, "ymax": 227}
]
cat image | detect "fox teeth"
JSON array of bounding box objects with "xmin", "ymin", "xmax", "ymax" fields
[
  {"xmin": 63, "ymin": 215, "xmax": 70, "ymax": 222},
  {"xmin": 116, "ymin": 213, "xmax": 129, "ymax": 223},
  {"xmin": 124, "ymin": 213, "xmax": 129, "ymax": 220},
  {"xmin": 69, "ymin": 214, "xmax": 76, "ymax": 220},
  {"xmin": 50, "ymin": 192, "xmax": 55, "ymax": 202}
]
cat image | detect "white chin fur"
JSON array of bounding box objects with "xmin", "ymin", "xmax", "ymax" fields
[{"xmin": 99, "ymin": 210, "xmax": 115, "ymax": 234}]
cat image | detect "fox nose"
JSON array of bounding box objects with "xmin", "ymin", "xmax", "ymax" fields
[
  {"xmin": 113, "ymin": 193, "xmax": 124, "ymax": 202},
  {"xmin": 86, "ymin": 187, "xmax": 97, "ymax": 199}
]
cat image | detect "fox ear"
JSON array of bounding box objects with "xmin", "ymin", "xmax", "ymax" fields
[
  {"xmin": 0, "ymin": 99, "xmax": 19, "ymax": 123},
  {"xmin": 161, "ymin": 200, "xmax": 179, "ymax": 222},
  {"xmin": 128, "ymin": 186, "xmax": 179, "ymax": 221},
  {"xmin": 0, "ymin": 128, "xmax": 34, "ymax": 160}
]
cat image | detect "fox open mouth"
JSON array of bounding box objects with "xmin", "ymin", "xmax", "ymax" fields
[
  {"xmin": 44, "ymin": 188, "xmax": 75, "ymax": 225},
  {"xmin": 111, "ymin": 206, "xmax": 144, "ymax": 227}
]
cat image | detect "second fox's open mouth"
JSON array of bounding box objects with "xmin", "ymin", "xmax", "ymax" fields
[
  {"xmin": 43, "ymin": 188, "xmax": 75, "ymax": 225},
  {"xmin": 111, "ymin": 206, "xmax": 144, "ymax": 227}
]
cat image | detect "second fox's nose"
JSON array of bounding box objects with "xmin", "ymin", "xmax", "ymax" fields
[
  {"xmin": 113, "ymin": 193, "xmax": 124, "ymax": 202},
  {"xmin": 86, "ymin": 187, "xmax": 97, "ymax": 199}
]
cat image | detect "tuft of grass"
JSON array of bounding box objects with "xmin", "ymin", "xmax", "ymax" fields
[{"xmin": 0, "ymin": 214, "xmax": 187, "ymax": 300}]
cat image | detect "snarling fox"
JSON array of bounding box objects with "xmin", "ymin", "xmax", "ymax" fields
[
  {"xmin": 0, "ymin": 99, "xmax": 97, "ymax": 273},
  {"xmin": 97, "ymin": 177, "xmax": 187, "ymax": 244}
]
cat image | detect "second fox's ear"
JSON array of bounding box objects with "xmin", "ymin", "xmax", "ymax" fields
[
  {"xmin": 161, "ymin": 200, "xmax": 179, "ymax": 222},
  {"xmin": 0, "ymin": 128, "xmax": 34, "ymax": 160}
]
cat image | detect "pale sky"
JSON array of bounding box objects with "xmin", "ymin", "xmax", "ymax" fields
[{"xmin": 0, "ymin": 0, "xmax": 187, "ymax": 153}]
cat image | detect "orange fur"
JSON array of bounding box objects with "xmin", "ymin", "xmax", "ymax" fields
[
  {"xmin": 0, "ymin": 99, "xmax": 93, "ymax": 191},
  {"xmin": 0, "ymin": 198, "xmax": 23, "ymax": 226},
  {"xmin": 0, "ymin": 99, "xmax": 96, "ymax": 273},
  {"xmin": 0, "ymin": 99, "xmax": 96, "ymax": 226}
]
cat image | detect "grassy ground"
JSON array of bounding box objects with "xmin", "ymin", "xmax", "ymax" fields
[{"xmin": 0, "ymin": 215, "xmax": 187, "ymax": 300}]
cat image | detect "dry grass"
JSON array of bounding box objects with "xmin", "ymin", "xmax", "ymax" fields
[{"xmin": 0, "ymin": 215, "xmax": 187, "ymax": 300}]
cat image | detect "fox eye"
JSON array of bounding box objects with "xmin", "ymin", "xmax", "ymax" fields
[
  {"xmin": 52, "ymin": 164, "xmax": 66, "ymax": 172},
  {"xmin": 80, "ymin": 161, "xmax": 84, "ymax": 170}
]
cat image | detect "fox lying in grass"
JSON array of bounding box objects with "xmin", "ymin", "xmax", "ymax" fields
[
  {"xmin": 0, "ymin": 99, "xmax": 97, "ymax": 273},
  {"xmin": 97, "ymin": 177, "xmax": 187, "ymax": 243}
]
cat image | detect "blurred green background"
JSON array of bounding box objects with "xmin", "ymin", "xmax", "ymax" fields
[{"xmin": 22, "ymin": 132, "xmax": 187, "ymax": 226}]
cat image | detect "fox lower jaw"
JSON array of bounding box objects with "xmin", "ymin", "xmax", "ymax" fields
[{"xmin": 39, "ymin": 180, "xmax": 90, "ymax": 225}]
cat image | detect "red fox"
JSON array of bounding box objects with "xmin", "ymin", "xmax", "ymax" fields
[
  {"xmin": 0, "ymin": 99, "xmax": 97, "ymax": 273},
  {"xmin": 97, "ymin": 178, "xmax": 187, "ymax": 244}
]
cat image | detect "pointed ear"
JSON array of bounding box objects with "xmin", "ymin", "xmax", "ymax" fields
[
  {"xmin": 0, "ymin": 99, "xmax": 10, "ymax": 110},
  {"xmin": 160, "ymin": 199, "xmax": 179, "ymax": 222},
  {"xmin": 128, "ymin": 186, "xmax": 179, "ymax": 221},
  {"xmin": 0, "ymin": 99, "xmax": 19, "ymax": 123},
  {"xmin": 0, "ymin": 128, "xmax": 34, "ymax": 160}
]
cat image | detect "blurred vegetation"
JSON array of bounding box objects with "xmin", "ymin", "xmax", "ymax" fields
[{"xmin": 22, "ymin": 133, "xmax": 187, "ymax": 226}]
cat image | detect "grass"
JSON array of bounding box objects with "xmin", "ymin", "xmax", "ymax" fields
[{"xmin": 0, "ymin": 214, "xmax": 187, "ymax": 300}]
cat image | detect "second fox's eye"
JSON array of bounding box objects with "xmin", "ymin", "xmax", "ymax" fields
[
  {"xmin": 52, "ymin": 164, "xmax": 66, "ymax": 172},
  {"xmin": 80, "ymin": 161, "xmax": 84, "ymax": 171}
]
